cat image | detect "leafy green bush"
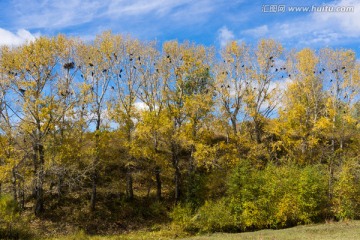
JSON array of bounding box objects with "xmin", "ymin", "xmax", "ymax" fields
[
  {"xmin": 227, "ymin": 159, "xmax": 268, "ymax": 230},
  {"xmin": 0, "ymin": 195, "xmax": 32, "ymax": 239},
  {"xmin": 171, "ymin": 161, "xmax": 331, "ymax": 233},
  {"xmin": 184, "ymin": 171, "xmax": 207, "ymax": 209},
  {"xmin": 194, "ymin": 198, "xmax": 238, "ymax": 233},
  {"xmin": 333, "ymin": 158, "xmax": 360, "ymax": 219},
  {"xmin": 147, "ymin": 200, "xmax": 168, "ymax": 218},
  {"xmin": 227, "ymin": 161, "xmax": 329, "ymax": 230},
  {"xmin": 169, "ymin": 203, "xmax": 197, "ymax": 232},
  {"xmin": 297, "ymin": 165, "xmax": 328, "ymax": 223}
]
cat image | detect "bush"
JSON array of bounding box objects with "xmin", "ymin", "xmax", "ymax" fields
[
  {"xmin": 184, "ymin": 171, "xmax": 207, "ymax": 209},
  {"xmin": 333, "ymin": 158, "xmax": 360, "ymax": 219},
  {"xmin": 172, "ymin": 161, "xmax": 331, "ymax": 233},
  {"xmin": 297, "ymin": 165, "xmax": 328, "ymax": 223},
  {"xmin": 169, "ymin": 203, "xmax": 197, "ymax": 232},
  {"xmin": 0, "ymin": 195, "xmax": 32, "ymax": 239},
  {"xmin": 147, "ymin": 200, "xmax": 168, "ymax": 218},
  {"xmin": 227, "ymin": 161, "xmax": 329, "ymax": 230},
  {"xmin": 194, "ymin": 199, "xmax": 238, "ymax": 233}
]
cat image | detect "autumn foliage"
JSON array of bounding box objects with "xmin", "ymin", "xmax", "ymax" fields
[{"xmin": 0, "ymin": 32, "xmax": 360, "ymax": 235}]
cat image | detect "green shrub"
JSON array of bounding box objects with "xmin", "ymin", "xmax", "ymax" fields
[
  {"xmin": 194, "ymin": 198, "xmax": 238, "ymax": 233},
  {"xmin": 148, "ymin": 200, "xmax": 167, "ymax": 217},
  {"xmin": 227, "ymin": 162, "xmax": 329, "ymax": 230},
  {"xmin": 297, "ymin": 165, "xmax": 328, "ymax": 223},
  {"xmin": 184, "ymin": 171, "xmax": 207, "ymax": 209},
  {"xmin": 169, "ymin": 203, "xmax": 197, "ymax": 232},
  {"xmin": 172, "ymin": 161, "xmax": 332, "ymax": 233},
  {"xmin": 0, "ymin": 195, "xmax": 32, "ymax": 239},
  {"xmin": 333, "ymin": 158, "xmax": 360, "ymax": 219}
]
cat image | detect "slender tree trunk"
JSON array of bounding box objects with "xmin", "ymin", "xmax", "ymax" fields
[
  {"xmin": 57, "ymin": 174, "xmax": 63, "ymax": 197},
  {"xmin": 154, "ymin": 138, "xmax": 162, "ymax": 200},
  {"xmin": 230, "ymin": 116, "xmax": 237, "ymax": 136},
  {"xmin": 34, "ymin": 143, "xmax": 45, "ymax": 216},
  {"xmin": 254, "ymin": 119, "xmax": 262, "ymax": 144},
  {"xmin": 126, "ymin": 169, "xmax": 134, "ymax": 200},
  {"xmin": 125, "ymin": 124, "xmax": 135, "ymax": 201},
  {"xmin": 11, "ymin": 168, "xmax": 17, "ymax": 202},
  {"xmin": 171, "ymin": 142, "xmax": 181, "ymax": 203},
  {"xmin": 328, "ymin": 110, "xmax": 336, "ymax": 202},
  {"xmin": 174, "ymin": 166, "xmax": 181, "ymax": 203},
  {"xmin": 328, "ymin": 159, "xmax": 333, "ymax": 200},
  {"xmin": 187, "ymin": 131, "xmax": 196, "ymax": 203},
  {"xmin": 90, "ymin": 150, "xmax": 99, "ymax": 211},
  {"xmin": 19, "ymin": 180, "xmax": 25, "ymax": 210},
  {"xmin": 146, "ymin": 182, "xmax": 151, "ymax": 198},
  {"xmin": 90, "ymin": 172, "xmax": 97, "ymax": 211},
  {"xmin": 155, "ymin": 166, "xmax": 162, "ymax": 200},
  {"xmin": 91, "ymin": 113, "xmax": 101, "ymax": 211}
]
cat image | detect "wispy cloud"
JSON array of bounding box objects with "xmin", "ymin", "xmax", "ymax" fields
[
  {"xmin": 241, "ymin": 0, "xmax": 360, "ymax": 46},
  {"xmin": 0, "ymin": 28, "xmax": 38, "ymax": 46},
  {"xmin": 9, "ymin": 0, "xmax": 222, "ymax": 30},
  {"xmin": 218, "ymin": 26, "xmax": 235, "ymax": 47},
  {"xmin": 1, "ymin": 0, "xmax": 359, "ymax": 49},
  {"xmin": 230, "ymin": 0, "xmax": 360, "ymax": 46},
  {"xmin": 11, "ymin": 0, "xmax": 104, "ymax": 29},
  {"xmin": 242, "ymin": 25, "xmax": 268, "ymax": 38},
  {"xmin": 106, "ymin": 0, "xmax": 192, "ymax": 17},
  {"xmin": 3, "ymin": 0, "xmax": 232, "ymax": 43}
]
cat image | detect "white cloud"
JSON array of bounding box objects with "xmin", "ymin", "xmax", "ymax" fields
[
  {"xmin": 273, "ymin": 78, "xmax": 293, "ymax": 93},
  {"xmin": 238, "ymin": 0, "xmax": 360, "ymax": 46},
  {"xmin": 107, "ymin": 0, "xmax": 192, "ymax": 17},
  {"xmin": 0, "ymin": 28, "xmax": 37, "ymax": 46},
  {"xmin": 218, "ymin": 26, "xmax": 235, "ymax": 47},
  {"xmin": 12, "ymin": 0, "xmax": 104, "ymax": 29},
  {"xmin": 134, "ymin": 101, "xmax": 150, "ymax": 111},
  {"xmin": 242, "ymin": 25, "xmax": 269, "ymax": 38},
  {"xmin": 10, "ymin": 0, "xmax": 224, "ymax": 31},
  {"xmin": 272, "ymin": 0, "xmax": 360, "ymax": 45},
  {"xmin": 312, "ymin": 0, "xmax": 360, "ymax": 37},
  {"xmin": 262, "ymin": 78, "xmax": 293, "ymax": 112}
]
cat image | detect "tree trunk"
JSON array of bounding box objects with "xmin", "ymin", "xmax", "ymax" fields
[
  {"xmin": 91, "ymin": 114, "xmax": 101, "ymax": 211},
  {"xmin": 124, "ymin": 121, "xmax": 135, "ymax": 200},
  {"xmin": 174, "ymin": 166, "xmax": 181, "ymax": 203},
  {"xmin": 90, "ymin": 171, "xmax": 97, "ymax": 211},
  {"xmin": 19, "ymin": 180, "xmax": 25, "ymax": 210},
  {"xmin": 172, "ymin": 143, "xmax": 181, "ymax": 203},
  {"xmin": 57, "ymin": 174, "xmax": 63, "ymax": 197},
  {"xmin": 328, "ymin": 160, "xmax": 333, "ymax": 201},
  {"xmin": 186, "ymin": 142, "xmax": 196, "ymax": 203},
  {"xmin": 254, "ymin": 120, "xmax": 262, "ymax": 144},
  {"xmin": 126, "ymin": 169, "xmax": 134, "ymax": 200},
  {"xmin": 34, "ymin": 143, "xmax": 45, "ymax": 216},
  {"xmin": 155, "ymin": 167, "xmax": 162, "ymax": 201},
  {"xmin": 230, "ymin": 116, "xmax": 237, "ymax": 135},
  {"xmin": 90, "ymin": 155, "xmax": 99, "ymax": 211},
  {"xmin": 11, "ymin": 168, "xmax": 17, "ymax": 202}
]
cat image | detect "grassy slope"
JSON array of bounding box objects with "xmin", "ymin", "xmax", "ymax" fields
[
  {"xmin": 182, "ymin": 220, "xmax": 360, "ymax": 240},
  {"xmin": 47, "ymin": 220, "xmax": 360, "ymax": 240}
]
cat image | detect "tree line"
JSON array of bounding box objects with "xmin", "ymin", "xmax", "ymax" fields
[{"xmin": 0, "ymin": 31, "xmax": 359, "ymax": 233}]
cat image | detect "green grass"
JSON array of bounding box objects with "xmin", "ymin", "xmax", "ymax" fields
[
  {"xmin": 46, "ymin": 220, "xmax": 360, "ymax": 240},
  {"xmin": 181, "ymin": 220, "xmax": 360, "ymax": 240}
]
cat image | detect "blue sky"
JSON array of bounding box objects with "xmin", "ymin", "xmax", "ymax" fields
[{"xmin": 0, "ymin": 0, "xmax": 360, "ymax": 52}]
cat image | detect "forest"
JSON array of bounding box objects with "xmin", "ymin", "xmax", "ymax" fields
[{"xmin": 0, "ymin": 31, "xmax": 360, "ymax": 238}]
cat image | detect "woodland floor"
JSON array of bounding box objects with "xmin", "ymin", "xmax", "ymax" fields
[{"xmin": 44, "ymin": 220, "xmax": 360, "ymax": 240}]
